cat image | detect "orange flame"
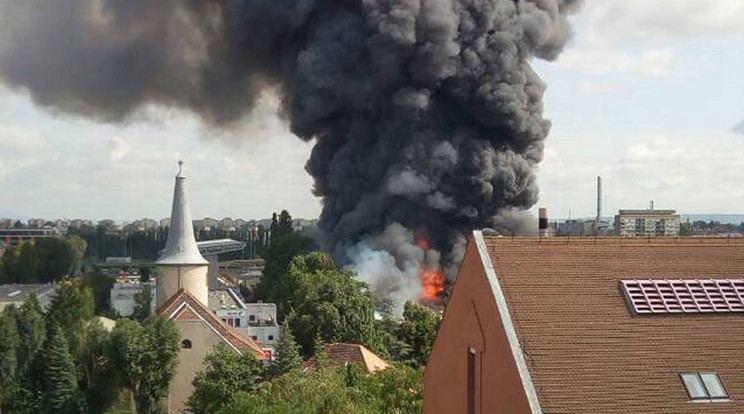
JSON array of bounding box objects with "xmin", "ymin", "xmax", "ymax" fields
[
  {"xmin": 420, "ymin": 268, "xmax": 444, "ymax": 301},
  {"xmin": 416, "ymin": 236, "xmax": 443, "ymax": 302}
]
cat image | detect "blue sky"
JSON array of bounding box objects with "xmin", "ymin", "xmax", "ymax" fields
[{"xmin": 0, "ymin": 0, "xmax": 742, "ymax": 222}]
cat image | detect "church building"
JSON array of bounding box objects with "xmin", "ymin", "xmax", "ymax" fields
[{"xmin": 155, "ymin": 162, "xmax": 264, "ymax": 413}]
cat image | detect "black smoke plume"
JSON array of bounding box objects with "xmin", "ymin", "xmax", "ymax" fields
[{"xmin": 0, "ymin": 0, "xmax": 580, "ymax": 307}]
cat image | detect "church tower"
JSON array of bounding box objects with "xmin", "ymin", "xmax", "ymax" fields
[{"xmin": 156, "ymin": 161, "xmax": 209, "ymax": 306}]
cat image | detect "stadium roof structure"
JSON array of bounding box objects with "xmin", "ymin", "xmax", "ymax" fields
[{"xmin": 196, "ymin": 239, "xmax": 246, "ymax": 257}]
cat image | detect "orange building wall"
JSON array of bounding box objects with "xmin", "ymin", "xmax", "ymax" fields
[{"xmin": 423, "ymin": 237, "xmax": 533, "ymax": 414}]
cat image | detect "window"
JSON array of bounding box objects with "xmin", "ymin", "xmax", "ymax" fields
[
  {"xmin": 680, "ymin": 372, "xmax": 728, "ymax": 401},
  {"xmin": 251, "ymin": 335, "xmax": 257, "ymax": 340},
  {"xmin": 700, "ymin": 373, "xmax": 728, "ymax": 399},
  {"xmin": 620, "ymin": 279, "xmax": 744, "ymax": 315},
  {"xmin": 268, "ymin": 335, "xmax": 274, "ymax": 341},
  {"xmin": 467, "ymin": 348, "xmax": 476, "ymax": 414},
  {"xmin": 235, "ymin": 319, "xmax": 241, "ymax": 327},
  {"xmin": 181, "ymin": 339, "xmax": 192, "ymax": 349},
  {"xmin": 249, "ymin": 315, "xmax": 256, "ymax": 322}
]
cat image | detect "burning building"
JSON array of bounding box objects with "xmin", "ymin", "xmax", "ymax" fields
[{"xmin": 0, "ymin": 0, "xmax": 580, "ymax": 307}]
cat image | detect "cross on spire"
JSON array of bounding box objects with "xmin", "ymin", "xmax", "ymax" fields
[{"xmin": 178, "ymin": 160, "xmax": 183, "ymax": 175}]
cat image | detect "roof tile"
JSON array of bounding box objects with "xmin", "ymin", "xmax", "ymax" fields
[{"xmin": 485, "ymin": 237, "xmax": 744, "ymax": 413}]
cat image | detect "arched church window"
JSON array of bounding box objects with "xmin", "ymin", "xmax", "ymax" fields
[{"xmin": 181, "ymin": 339, "xmax": 192, "ymax": 349}]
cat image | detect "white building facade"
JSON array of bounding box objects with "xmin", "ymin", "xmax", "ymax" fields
[
  {"xmin": 208, "ymin": 288, "xmax": 279, "ymax": 353},
  {"xmin": 614, "ymin": 209, "xmax": 680, "ymax": 237}
]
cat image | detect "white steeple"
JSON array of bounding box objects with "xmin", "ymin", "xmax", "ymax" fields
[{"xmin": 157, "ymin": 161, "xmax": 208, "ymax": 266}]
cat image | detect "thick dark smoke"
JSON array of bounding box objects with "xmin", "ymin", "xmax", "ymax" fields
[{"xmin": 0, "ymin": 0, "xmax": 580, "ymax": 308}]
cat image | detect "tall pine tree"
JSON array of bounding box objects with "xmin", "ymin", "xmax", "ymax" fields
[
  {"xmin": 14, "ymin": 296, "xmax": 45, "ymax": 375},
  {"xmin": 0, "ymin": 310, "xmax": 19, "ymax": 408},
  {"xmin": 269, "ymin": 213, "xmax": 279, "ymax": 241},
  {"xmin": 43, "ymin": 321, "xmax": 80, "ymax": 413},
  {"xmin": 273, "ymin": 319, "xmax": 302, "ymax": 376},
  {"xmin": 276, "ymin": 210, "xmax": 294, "ymax": 237}
]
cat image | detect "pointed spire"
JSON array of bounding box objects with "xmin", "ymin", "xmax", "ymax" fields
[{"xmin": 157, "ymin": 162, "xmax": 208, "ymax": 265}]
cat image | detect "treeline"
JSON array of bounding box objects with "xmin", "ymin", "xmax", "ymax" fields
[
  {"xmin": 0, "ymin": 236, "xmax": 87, "ymax": 284},
  {"xmin": 66, "ymin": 226, "xmax": 168, "ymax": 262},
  {"xmin": 66, "ymin": 210, "xmax": 301, "ymax": 262},
  {"xmin": 0, "ymin": 280, "xmax": 180, "ymax": 414}
]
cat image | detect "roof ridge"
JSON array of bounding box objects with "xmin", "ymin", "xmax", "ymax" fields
[{"xmin": 158, "ymin": 290, "xmax": 264, "ymax": 356}]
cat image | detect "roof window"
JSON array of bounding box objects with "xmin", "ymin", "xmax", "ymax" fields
[
  {"xmin": 680, "ymin": 372, "xmax": 728, "ymax": 401},
  {"xmin": 620, "ymin": 279, "xmax": 744, "ymax": 315}
]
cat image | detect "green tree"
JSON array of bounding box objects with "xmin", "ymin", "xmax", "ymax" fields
[
  {"xmin": 0, "ymin": 248, "xmax": 17, "ymax": 283},
  {"xmin": 187, "ymin": 343, "xmax": 264, "ymax": 414},
  {"xmin": 110, "ymin": 315, "xmax": 180, "ymax": 414},
  {"xmin": 131, "ymin": 284, "xmax": 153, "ymax": 322},
  {"xmin": 276, "ymin": 210, "xmax": 294, "ymax": 238},
  {"xmin": 217, "ymin": 368, "xmax": 369, "ymax": 414},
  {"xmin": 272, "ymin": 320, "xmax": 302, "ymax": 376},
  {"xmin": 35, "ymin": 238, "xmax": 76, "ymax": 283},
  {"xmin": 256, "ymin": 233, "xmax": 315, "ymax": 309},
  {"xmin": 269, "ymin": 213, "xmax": 279, "ymax": 240},
  {"xmin": 42, "ymin": 321, "xmax": 81, "ymax": 413},
  {"xmin": 283, "ymin": 254, "xmax": 378, "ymax": 355},
  {"xmin": 217, "ymin": 364, "xmax": 423, "ymax": 414},
  {"xmin": 80, "ymin": 268, "xmax": 115, "ymax": 314},
  {"xmin": 15, "ymin": 243, "xmax": 39, "ymax": 283},
  {"xmin": 46, "ymin": 280, "xmax": 95, "ymax": 353},
  {"xmin": 13, "ymin": 296, "xmax": 45, "ymax": 375},
  {"xmin": 356, "ymin": 364, "xmax": 424, "ymax": 414},
  {"xmin": 312, "ymin": 333, "xmax": 325, "ymax": 370},
  {"xmin": 65, "ymin": 235, "xmax": 88, "ymax": 275},
  {"xmin": 396, "ymin": 301, "xmax": 440, "ymax": 368},
  {"xmin": 375, "ymin": 315, "xmax": 411, "ymax": 364},
  {"xmin": 82, "ymin": 319, "xmax": 121, "ymax": 413},
  {"xmin": 0, "ymin": 310, "xmax": 19, "ymax": 408}
]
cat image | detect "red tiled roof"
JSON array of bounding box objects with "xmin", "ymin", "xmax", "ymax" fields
[
  {"xmin": 304, "ymin": 343, "xmax": 390, "ymax": 373},
  {"xmin": 157, "ymin": 289, "xmax": 264, "ymax": 357},
  {"xmin": 484, "ymin": 236, "xmax": 744, "ymax": 413}
]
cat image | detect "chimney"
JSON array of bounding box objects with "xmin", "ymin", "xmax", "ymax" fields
[
  {"xmin": 538, "ymin": 208, "xmax": 549, "ymax": 238},
  {"xmin": 595, "ymin": 176, "xmax": 602, "ymax": 236}
]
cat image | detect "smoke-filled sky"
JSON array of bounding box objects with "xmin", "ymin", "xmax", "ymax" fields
[{"xmin": 0, "ymin": 0, "xmax": 742, "ymax": 223}]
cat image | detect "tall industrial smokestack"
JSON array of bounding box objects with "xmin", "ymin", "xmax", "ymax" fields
[
  {"xmin": 596, "ymin": 176, "xmax": 602, "ymax": 235},
  {"xmin": 538, "ymin": 208, "xmax": 549, "ymax": 238}
]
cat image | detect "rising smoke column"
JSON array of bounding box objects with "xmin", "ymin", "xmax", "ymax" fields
[{"xmin": 0, "ymin": 0, "xmax": 580, "ymax": 307}]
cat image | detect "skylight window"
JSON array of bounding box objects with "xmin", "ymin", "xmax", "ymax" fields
[
  {"xmin": 620, "ymin": 279, "xmax": 744, "ymax": 315},
  {"xmin": 680, "ymin": 372, "xmax": 728, "ymax": 401}
]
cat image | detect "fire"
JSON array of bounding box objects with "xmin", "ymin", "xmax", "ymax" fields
[
  {"xmin": 420, "ymin": 268, "xmax": 444, "ymax": 301},
  {"xmin": 416, "ymin": 236, "xmax": 443, "ymax": 302}
]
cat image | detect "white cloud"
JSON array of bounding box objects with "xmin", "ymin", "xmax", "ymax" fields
[
  {"xmin": 732, "ymin": 119, "xmax": 744, "ymax": 135},
  {"xmin": 582, "ymin": 0, "xmax": 744, "ymax": 43},
  {"xmin": 0, "ymin": 126, "xmax": 46, "ymax": 149},
  {"xmin": 0, "ymin": 87, "xmax": 321, "ymax": 222},
  {"xmin": 558, "ymin": 48, "xmax": 672, "ymax": 78},
  {"xmin": 107, "ymin": 136, "xmax": 130, "ymax": 162},
  {"xmin": 539, "ymin": 132, "xmax": 744, "ymax": 217}
]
